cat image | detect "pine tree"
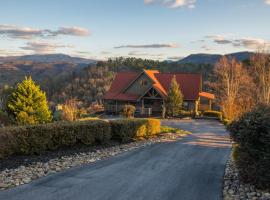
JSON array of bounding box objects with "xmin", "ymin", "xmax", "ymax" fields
[
  {"xmin": 166, "ymin": 75, "xmax": 184, "ymax": 117},
  {"xmin": 7, "ymin": 77, "xmax": 52, "ymax": 125}
]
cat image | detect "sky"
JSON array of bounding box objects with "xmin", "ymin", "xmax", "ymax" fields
[{"xmin": 0, "ymin": 0, "xmax": 270, "ymax": 60}]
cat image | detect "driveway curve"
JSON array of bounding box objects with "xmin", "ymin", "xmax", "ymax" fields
[{"xmin": 0, "ymin": 119, "xmax": 231, "ymax": 200}]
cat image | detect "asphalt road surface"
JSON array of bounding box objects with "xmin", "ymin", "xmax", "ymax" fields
[{"xmin": 0, "ymin": 119, "xmax": 231, "ymax": 200}]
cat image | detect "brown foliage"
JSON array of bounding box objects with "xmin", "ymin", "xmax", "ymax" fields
[
  {"xmin": 121, "ymin": 105, "xmax": 136, "ymax": 118},
  {"xmin": 61, "ymin": 99, "xmax": 79, "ymax": 122},
  {"xmin": 210, "ymin": 56, "xmax": 255, "ymax": 120},
  {"xmin": 250, "ymin": 51, "xmax": 270, "ymax": 104}
]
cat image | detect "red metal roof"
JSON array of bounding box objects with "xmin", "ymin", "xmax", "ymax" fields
[
  {"xmin": 103, "ymin": 72, "xmax": 140, "ymax": 100},
  {"xmin": 199, "ymin": 92, "xmax": 215, "ymax": 100},
  {"xmin": 104, "ymin": 70, "xmax": 204, "ymax": 101},
  {"xmin": 155, "ymin": 73, "xmax": 202, "ymax": 100}
]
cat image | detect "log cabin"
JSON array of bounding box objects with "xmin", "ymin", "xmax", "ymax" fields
[{"xmin": 103, "ymin": 70, "xmax": 214, "ymax": 116}]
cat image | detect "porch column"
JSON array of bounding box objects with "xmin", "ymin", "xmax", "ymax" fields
[
  {"xmin": 162, "ymin": 99, "xmax": 166, "ymax": 118},
  {"xmin": 115, "ymin": 100, "xmax": 118, "ymax": 113},
  {"xmin": 195, "ymin": 100, "xmax": 199, "ymax": 116},
  {"xmin": 209, "ymin": 99, "xmax": 212, "ymax": 110}
]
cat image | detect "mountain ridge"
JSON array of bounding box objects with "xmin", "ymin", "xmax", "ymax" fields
[
  {"xmin": 0, "ymin": 53, "xmax": 96, "ymax": 64},
  {"xmin": 178, "ymin": 51, "xmax": 253, "ymax": 65}
]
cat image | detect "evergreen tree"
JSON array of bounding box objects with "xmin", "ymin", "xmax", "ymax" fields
[
  {"xmin": 7, "ymin": 77, "xmax": 52, "ymax": 125},
  {"xmin": 166, "ymin": 75, "xmax": 184, "ymax": 117}
]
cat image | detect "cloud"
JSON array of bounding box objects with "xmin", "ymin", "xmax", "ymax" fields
[
  {"xmin": 100, "ymin": 51, "xmax": 111, "ymax": 55},
  {"xmin": 0, "ymin": 25, "xmax": 44, "ymax": 39},
  {"xmin": 167, "ymin": 56, "xmax": 183, "ymax": 60},
  {"xmin": 0, "ymin": 49, "xmax": 23, "ymax": 57},
  {"xmin": 206, "ymin": 35, "xmax": 270, "ymax": 50},
  {"xmin": 144, "ymin": 0, "xmax": 196, "ymax": 8},
  {"xmin": 115, "ymin": 43, "xmax": 178, "ymax": 49},
  {"xmin": 205, "ymin": 35, "xmax": 232, "ymax": 44},
  {"xmin": 128, "ymin": 51, "xmax": 164, "ymax": 57},
  {"xmin": 201, "ymin": 45, "xmax": 214, "ymax": 51},
  {"xmin": 233, "ymin": 38, "xmax": 270, "ymax": 49},
  {"xmin": 20, "ymin": 41, "xmax": 72, "ymax": 53},
  {"xmin": 49, "ymin": 27, "xmax": 89, "ymax": 37},
  {"xmin": 265, "ymin": 0, "xmax": 270, "ymax": 5},
  {"xmin": 0, "ymin": 24, "xmax": 90, "ymax": 39}
]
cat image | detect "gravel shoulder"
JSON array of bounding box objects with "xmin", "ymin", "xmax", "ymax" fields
[
  {"xmin": 223, "ymin": 152, "xmax": 270, "ymax": 200},
  {"xmin": 0, "ymin": 130, "xmax": 188, "ymax": 190},
  {"xmin": 0, "ymin": 119, "xmax": 231, "ymax": 200}
]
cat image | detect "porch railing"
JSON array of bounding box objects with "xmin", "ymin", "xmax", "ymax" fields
[{"xmin": 105, "ymin": 105, "xmax": 152, "ymax": 115}]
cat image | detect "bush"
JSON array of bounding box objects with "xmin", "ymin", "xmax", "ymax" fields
[
  {"xmin": 228, "ymin": 104, "xmax": 270, "ymax": 190},
  {"xmin": 121, "ymin": 105, "xmax": 136, "ymax": 118},
  {"xmin": 110, "ymin": 118, "xmax": 160, "ymax": 142},
  {"xmin": 179, "ymin": 110, "xmax": 193, "ymax": 118},
  {"xmin": 0, "ymin": 120, "xmax": 111, "ymax": 158},
  {"xmin": 145, "ymin": 118, "xmax": 161, "ymax": 137},
  {"xmin": 203, "ymin": 110, "xmax": 222, "ymax": 120},
  {"xmin": 222, "ymin": 118, "xmax": 231, "ymax": 126},
  {"xmin": 0, "ymin": 110, "xmax": 12, "ymax": 126},
  {"xmin": 161, "ymin": 126, "xmax": 183, "ymax": 134}
]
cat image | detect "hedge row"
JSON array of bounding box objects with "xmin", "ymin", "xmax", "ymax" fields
[
  {"xmin": 0, "ymin": 120, "xmax": 111, "ymax": 158},
  {"xmin": 203, "ymin": 110, "xmax": 222, "ymax": 120},
  {"xmin": 110, "ymin": 118, "xmax": 160, "ymax": 142},
  {"xmin": 228, "ymin": 104, "xmax": 270, "ymax": 190},
  {"xmin": 0, "ymin": 118, "xmax": 161, "ymax": 159}
]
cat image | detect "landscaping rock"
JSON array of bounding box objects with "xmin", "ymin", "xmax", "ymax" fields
[
  {"xmin": 0, "ymin": 131, "xmax": 188, "ymax": 191},
  {"xmin": 223, "ymin": 153, "xmax": 270, "ymax": 200}
]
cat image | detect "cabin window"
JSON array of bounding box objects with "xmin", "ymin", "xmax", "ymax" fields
[{"xmin": 140, "ymin": 80, "xmax": 148, "ymax": 86}]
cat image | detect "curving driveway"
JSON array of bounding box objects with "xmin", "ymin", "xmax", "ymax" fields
[{"xmin": 0, "ymin": 119, "xmax": 231, "ymax": 200}]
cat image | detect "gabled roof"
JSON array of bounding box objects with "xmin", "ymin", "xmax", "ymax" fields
[
  {"xmin": 143, "ymin": 70, "xmax": 167, "ymax": 97},
  {"xmin": 155, "ymin": 73, "xmax": 202, "ymax": 100},
  {"xmin": 104, "ymin": 70, "xmax": 206, "ymax": 101},
  {"xmin": 103, "ymin": 72, "xmax": 140, "ymax": 101}
]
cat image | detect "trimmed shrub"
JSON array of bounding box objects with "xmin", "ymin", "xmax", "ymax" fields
[
  {"xmin": 203, "ymin": 110, "xmax": 222, "ymax": 120},
  {"xmin": 110, "ymin": 118, "xmax": 160, "ymax": 142},
  {"xmin": 222, "ymin": 118, "xmax": 231, "ymax": 126},
  {"xmin": 0, "ymin": 120, "xmax": 111, "ymax": 158},
  {"xmin": 179, "ymin": 110, "xmax": 193, "ymax": 118},
  {"xmin": 228, "ymin": 104, "xmax": 270, "ymax": 190},
  {"xmin": 0, "ymin": 110, "xmax": 13, "ymax": 126},
  {"xmin": 145, "ymin": 118, "xmax": 161, "ymax": 137}
]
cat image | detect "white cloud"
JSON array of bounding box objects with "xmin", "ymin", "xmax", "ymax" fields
[
  {"xmin": 0, "ymin": 24, "xmax": 90, "ymax": 39},
  {"xmin": 167, "ymin": 56, "xmax": 183, "ymax": 60},
  {"xmin": 265, "ymin": 0, "xmax": 270, "ymax": 5},
  {"xmin": 144, "ymin": 0, "xmax": 196, "ymax": 8},
  {"xmin": 128, "ymin": 51, "xmax": 164, "ymax": 57},
  {"xmin": 205, "ymin": 35, "xmax": 232, "ymax": 44},
  {"xmin": 206, "ymin": 35, "xmax": 270, "ymax": 50},
  {"xmin": 50, "ymin": 27, "xmax": 89, "ymax": 37},
  {"xmin": 115, "ymin": 43, "xmax": 178, "ymax": 49},
  {"xmin": 20, "ymin": 41, "xmax": 72, "ymax": 54},
  {"xmin": 233, "ymin": 37, "xmax": 270, "ymax": 49}
]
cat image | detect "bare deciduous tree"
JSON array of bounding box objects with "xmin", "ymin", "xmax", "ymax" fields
[
  {"xmin": 210, "ymin": 56, "xmax": 254, "ymax": 120},
  {"xmin": 250, "ymin": 50, "xmax": 270, "ymax": 104}
]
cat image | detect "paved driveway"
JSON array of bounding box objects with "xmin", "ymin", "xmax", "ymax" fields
[{"xmin": 0, "ymin": 119, "xmax": 231, "ymax": 200}]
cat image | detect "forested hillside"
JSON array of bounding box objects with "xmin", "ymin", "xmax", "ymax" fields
[{"xmin": 0, "ymin": 56, "xmax": 229, "ymax": 108}]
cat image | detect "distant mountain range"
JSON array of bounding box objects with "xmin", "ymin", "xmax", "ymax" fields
[
  {"xmin": 0, "ymin": 53, "xmax": 96, "ymax": 64},
  {"xmin": 0, "ymin": 54, "xmax": 97, "ymax": 88},
  {"xmin": 178, "ymin": 51, "xmax": 254, "ymax": 65}
]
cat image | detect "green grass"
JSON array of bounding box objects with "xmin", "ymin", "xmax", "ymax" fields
[
  {"xmin": 160, "ymin": 126, "xmax": 191, "ymax": 135},
  {"xmin": 78, "ymin": 117, "xmax": 100, "ymax": 121}
]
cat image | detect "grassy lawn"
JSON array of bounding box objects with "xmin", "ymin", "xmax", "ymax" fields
[{"xmin": 160, "ymin": 125, "xmax": 191, "ymax": 135}]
